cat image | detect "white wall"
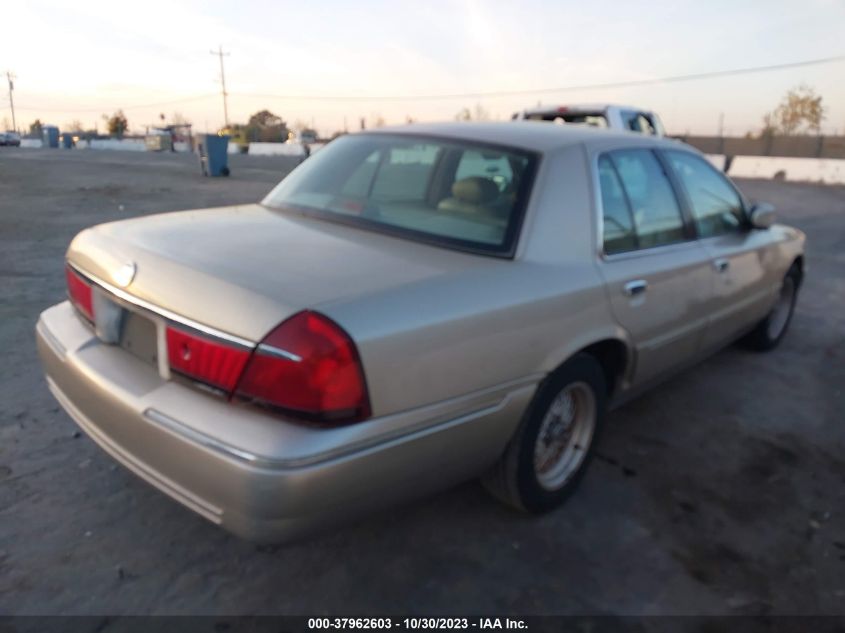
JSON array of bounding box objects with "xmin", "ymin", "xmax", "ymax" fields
[
  {"xmin": 15, "ymin": 138, "xmax": 838, "ymax": 183},
  {"xmin": 86, "ymin": 139, "xmax": 146, "ymax": 151},
  {"xmin": 248, "ymin": 142, "xmax": 306, "ymax": 157},
  {"xmin": 706, "ymin": 155, "xmax": 845, "ymax": 185}
]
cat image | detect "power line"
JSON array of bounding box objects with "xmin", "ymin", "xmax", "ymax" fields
[
  {"xmin": 8, "ymin": 53, "xmax": 845, "ymax": 115},
  {"xmin": 231, "ymin": 54, "xmax": 845, "ymax": 102},
  {"xmin": 12, "ymin": 93, "xmax": 218, "ymax": 114},
  {"xmin": 210, "ymin": 45, "xmax": 231, "ymax": 127}
]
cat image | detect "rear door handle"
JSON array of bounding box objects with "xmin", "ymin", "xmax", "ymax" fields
[
  {"xmin": 623, "ymin": 280, "xmax": 648, "ymax": 296},
  {"xmin": 714, "ymin": 258, "xmax": 730, "ymax": 273}
]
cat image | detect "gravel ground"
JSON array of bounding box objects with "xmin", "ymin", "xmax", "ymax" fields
[{"xmin": 0, "ymin": 148, "xmax": 843, "ymax": 616}]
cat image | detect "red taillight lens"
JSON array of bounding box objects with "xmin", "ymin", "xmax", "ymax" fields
[
  {"xmin": 166, "ymin": 326, "xmax": 251, "ymax": 393},
  {"xmin": 65, "ymin": 265, "xmax": 94, "ymax": 321},
  {"xmin": 235, "ymin": 311, "xmax": 370, "ymax": 423}
]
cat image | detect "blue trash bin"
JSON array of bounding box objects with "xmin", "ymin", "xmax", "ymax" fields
[
  {"xmin": 61, "ymin": 133, "xmax": 74, "ymax": 149},
  {"xmin": 203, "ymin": 134, "xmax": 230, "ymax": 177}
]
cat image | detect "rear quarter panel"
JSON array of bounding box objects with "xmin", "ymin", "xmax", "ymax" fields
[{"xmin": 319, "ymin": 145, "xmax": 627, "ymax": 417}]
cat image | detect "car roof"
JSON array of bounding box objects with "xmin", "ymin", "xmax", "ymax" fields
[{"xmin": 366, "ymin": 121, "xmax": 682, "ymax": 153}]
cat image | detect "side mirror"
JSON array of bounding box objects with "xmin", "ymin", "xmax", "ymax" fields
[{"xmin": 749, "ymin": 202, "xmax": 776, "ymax": 229}]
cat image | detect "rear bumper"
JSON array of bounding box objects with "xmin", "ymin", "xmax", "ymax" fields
[{"xmin": 36, "ymin": 301, "xmax": 536, "ymax": 542}]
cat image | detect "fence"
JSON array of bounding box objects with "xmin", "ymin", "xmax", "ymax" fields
[{"xmin": 677, "ymin": 135, "xmax": 845, "ymax": 160}]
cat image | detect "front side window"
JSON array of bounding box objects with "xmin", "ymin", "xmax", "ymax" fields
[
  {"xmin": 608, "ymin": 149, "xmax": 686, "ymax": 249},
  {"xmin": 665, "ymin": 151, "xmax": 745, "ymax": 238},
  {"xmin": 263, "ymin": 134, "xmax": 536, "ymax": 255}
]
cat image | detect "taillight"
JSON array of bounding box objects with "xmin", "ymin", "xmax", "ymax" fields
[
  {"xmin": 166, "ymin": 326, "xmax": 251, "ymax": 393},
  {"xmin": 234, "ymin": 311, "xmax": 370, "ymax": 424},
  {"xmin": 65, "ymin": 265, "xmax": 94, "ymax": 321}
]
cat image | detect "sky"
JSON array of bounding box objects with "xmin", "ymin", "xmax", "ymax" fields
[{"xmin": 2, "ymin": 0, "xmax": 844, "ymax": 137}]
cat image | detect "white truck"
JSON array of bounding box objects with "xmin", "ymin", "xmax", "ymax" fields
[{"xmin": 512, "ymin": 103, "xmax": 665, "ymax": 136}]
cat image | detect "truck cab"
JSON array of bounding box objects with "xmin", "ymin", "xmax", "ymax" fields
[{"xmin": 512, "ymin": 104, "xmax": 665, "ymax": 136}]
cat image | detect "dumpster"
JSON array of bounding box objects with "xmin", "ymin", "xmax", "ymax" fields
[
  {"xmin": 199, "ymin": 134, "xmax": 230, "ymax": 177},
  {"xmin": 42, "ymin": 126, "xmax": 60, "ymax": 148},
  {"xmin": 145, "ymin": 133, "xmax": 172, "ymax": 152},
  {"xmin": 61, "ymin": 133, "xmax": 74, "ymax": 149}
]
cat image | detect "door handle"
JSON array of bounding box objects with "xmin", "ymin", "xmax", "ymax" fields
[
  {"xmin": 623, "ymin": 280, "xmax": 648, "ymax": 296},
  {"xmin": 714, "ymin": 258, "xmax": 730, "ymax": 273}
]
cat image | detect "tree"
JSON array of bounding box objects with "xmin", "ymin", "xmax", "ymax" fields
[
  {"xmin": 67, "ymin": 120, "xmax": 84, "ymax": 132},
  {"xmin": 29, "ymin": 119, "xmax": 44, "ymax": 137},
  {"xmin": 245, "ymin": 109, "xmax": 289, "ymax": 142},
  {"xmin": 170, "ymin": 112, "xmax": 190, "ymax": 126},
  {"xmin": 761, "ymin": 85, "xmax": 825, "ymax": 136},
  {"xmin": 103, "ymin": 110, "xmax": 128, "ymax": 138},
  {"xmin": 455, "ymin": 103, "xmax": 490, "ymax": 122}
]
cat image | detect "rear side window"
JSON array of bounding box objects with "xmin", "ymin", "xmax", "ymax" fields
[
  {"xmin": 622, "ymin": 112, "xmax": 657, "ymax": 135},
  {"xmin": 597, "ymin": 156, "xmax": 637, "ymax": 254},
  {"xmin": 603, "ymin": 149, "xmax": 686, "ymax": 250},
  {"xmin": 665, "ymin": 151, "xmax": 745, "ymax": 237}
]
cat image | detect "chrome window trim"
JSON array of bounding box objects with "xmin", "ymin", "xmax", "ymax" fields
[
  {"xmin": 66, "ymin": 260, "xmax": 255, "ymax": 349},
  {"xmin": 601, "ymin": 240, "xmax": 703, "ymax": 262}
]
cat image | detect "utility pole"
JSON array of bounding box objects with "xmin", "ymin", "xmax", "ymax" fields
[
  {"xmin": 6, "ymin": 71, "xmax": 16, "ymax": 132},
  {"xmin": 210, "ymin": 46, "xmax": 230, "ymax": 128}
]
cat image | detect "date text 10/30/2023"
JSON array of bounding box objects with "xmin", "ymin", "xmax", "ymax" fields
[{"xmin": 307, "ymin": 618, "xmax": 528, "ymax": 630}]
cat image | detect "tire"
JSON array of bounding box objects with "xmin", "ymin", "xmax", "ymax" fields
[
  {"xmin": 742, "ymin": 263, "xmax": 801, "ymax": 352},
  {"xmin": 482, "ymin": 353, "xmax": 607, "ymax": 513},
  {"xmin": 221, "ymin": 166, "xmax": 231, "ymax": 177}
]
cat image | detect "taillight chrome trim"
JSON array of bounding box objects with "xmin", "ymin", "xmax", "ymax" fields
[
  {"xmin": 65, "ymin": 260, "xmax": 255, "ymax": 350},
  {"xmin": 256, "ymin": 343, "xmax": 302, "ymax": 363}
]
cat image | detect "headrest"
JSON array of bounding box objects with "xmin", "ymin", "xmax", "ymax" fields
[{"xmin": 451, "ymin": 177, "xmax": 499, "ymax": 204}]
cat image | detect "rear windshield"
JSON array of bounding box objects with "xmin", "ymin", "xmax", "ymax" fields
[
  {"xmin": 262, "ymin": 133, "xmax": 537, "ymax": 256},
  {"xmin": 526, "ymin": 112, "xmax": 608, "ymax": 128}
]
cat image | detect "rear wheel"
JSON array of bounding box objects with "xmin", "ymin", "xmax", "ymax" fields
[
  {"xmin": 743, "ymin": 264, "xmax": 801, "ymax": 351},
  {"xmin": 482, "ymin": 354, "xmax": 607, "ymax": 513}
]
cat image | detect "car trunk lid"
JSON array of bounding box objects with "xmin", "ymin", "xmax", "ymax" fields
[{"xmin": 67, "ymin": 203, "xmax": 487, "ymax": 343}]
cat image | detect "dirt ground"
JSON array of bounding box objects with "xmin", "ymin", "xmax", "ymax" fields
[{"xmin": 0, "ymin": 148, "xmax": 843, "ymax": 616}]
